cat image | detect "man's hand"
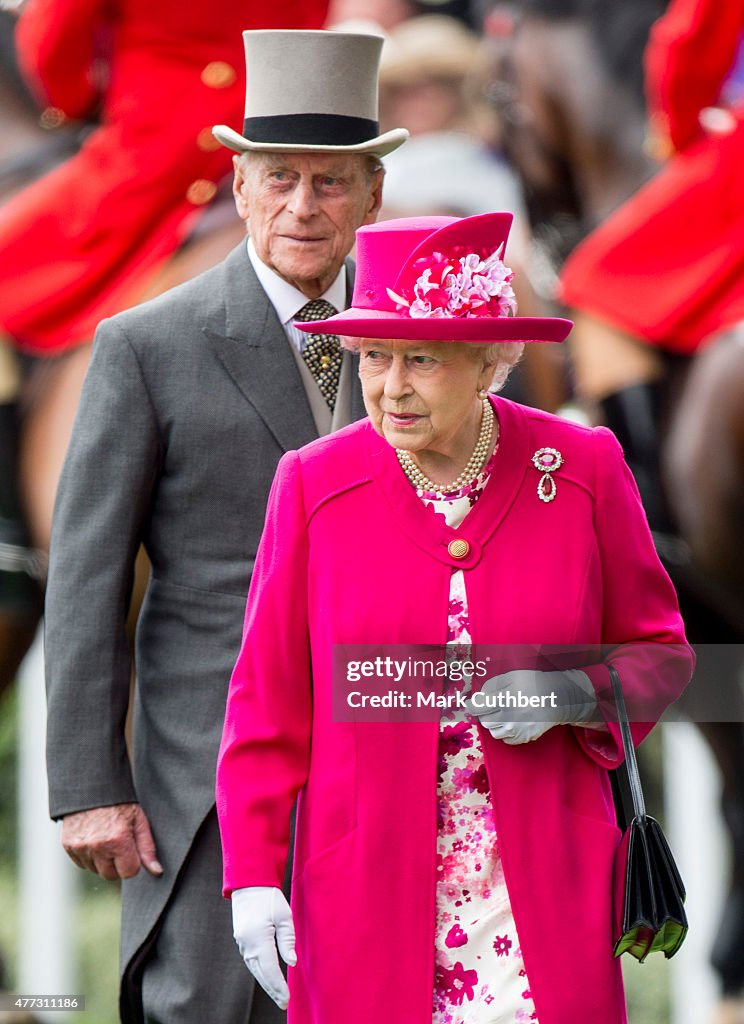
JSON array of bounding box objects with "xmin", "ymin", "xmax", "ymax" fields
[
  {"xmin": 61, "ymin": 803, "xmax": 163, "ymax": 880},
  {"xmin": 231, "ymin": 887, "xmax": 296, "ymax": 1009}
]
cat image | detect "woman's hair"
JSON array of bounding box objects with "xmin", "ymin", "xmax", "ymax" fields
[
  {"xmin": 342, "ymin": 338, "xmax": 525, "ymax": 392},
  {"xmin": 473, "ymin": 341, "xmax": 525, "ymax": 392}
]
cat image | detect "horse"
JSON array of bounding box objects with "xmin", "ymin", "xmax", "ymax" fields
[
  {"xmin": 665, "ymin": 330, "xmax": 744, "ymax": 1004},
  {"xmin": 666, "ymin": 328, "xmax": 744, "ymax": 603},
  {"xmin": 480, "ymin": 0, "xmax": 744, "ymax": 1015}
]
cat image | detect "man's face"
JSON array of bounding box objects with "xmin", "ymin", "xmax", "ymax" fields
[{"xmin": 233, "ymin": 151, "xmax": 383, "ymax": 298}]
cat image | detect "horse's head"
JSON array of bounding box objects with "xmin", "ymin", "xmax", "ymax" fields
[{"xmin": 479, "ymin": 0, "xmax": 663, "ymax": 266}]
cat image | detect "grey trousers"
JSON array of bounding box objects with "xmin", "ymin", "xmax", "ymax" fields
[{"xmin": 122, "ymin": 810, "xmax": 288, "ymax": 1024}]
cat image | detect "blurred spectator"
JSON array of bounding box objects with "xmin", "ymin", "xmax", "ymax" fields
[
  {"xmin": 379, "ymin": 14, "xmax": 568, "ymax": 410},
  {"xmin": 327, "ymin": 0, "xmax": 479, "ymax": 32},
  {"xmin": 378, "ymin": 14, "xmax": 488, "ymax": 137},
  {"xmin": 381, "ymin": 130, "xmax": 524, "ymax": 218}
]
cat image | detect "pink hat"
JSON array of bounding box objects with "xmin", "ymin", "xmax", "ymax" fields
[{"xmin": 295, "ymin": 213, "xmax": 572, "ymax": 342}]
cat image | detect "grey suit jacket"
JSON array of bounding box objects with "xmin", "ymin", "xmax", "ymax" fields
[{"xmin": 44, "ymin": 242, "xmax": 363, "ymax": 967}]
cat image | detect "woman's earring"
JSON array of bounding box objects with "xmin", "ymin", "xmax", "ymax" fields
[{"xmin": 478, "ymin": 388, "xmax": 488, "ymax": 401}]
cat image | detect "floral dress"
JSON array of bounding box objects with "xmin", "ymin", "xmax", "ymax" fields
[{"xmin": 412, "ymin": 451, "xmax": 539, "ymax": 1024}]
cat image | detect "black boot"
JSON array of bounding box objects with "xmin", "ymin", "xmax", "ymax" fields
[
  {"xmin": 0, "ymin": 400, "xmax": 43, "ymax": 695},
  {"xmin": 599, "ymin": 382, "xmax": 674, "ymax": 536}
]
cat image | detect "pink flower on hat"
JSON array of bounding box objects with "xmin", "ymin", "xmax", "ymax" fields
[{"xmin": 388, "ymin": 244, "xmax": 517, "ymax": 321}]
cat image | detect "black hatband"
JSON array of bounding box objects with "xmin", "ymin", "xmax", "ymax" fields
[{"xmin": 242, "ymin": 113, "xmax": 379, "ymax": 146}]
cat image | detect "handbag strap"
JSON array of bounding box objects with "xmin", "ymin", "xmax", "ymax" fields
[{"xmin": 608, "ymin": 664, "xmax": 646, "ymax": 821}]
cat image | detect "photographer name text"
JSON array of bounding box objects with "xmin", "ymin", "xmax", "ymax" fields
[{"xmin": 346, "ymin": 689, "xmax": 558, "ymax": 709}]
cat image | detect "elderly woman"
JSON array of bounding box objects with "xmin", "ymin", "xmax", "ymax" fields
[{"xmin": 216, "ymin": 213, "xmax": 693, "ymax": 1024}]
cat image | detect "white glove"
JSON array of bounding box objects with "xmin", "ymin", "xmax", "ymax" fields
[
  {"xmin": 231, "ymin": 886, "xmax": 296, "ymax": 1009},
  {"xmin": 466, "ymin": 668, "xmax": 598, "ymax": 744}
]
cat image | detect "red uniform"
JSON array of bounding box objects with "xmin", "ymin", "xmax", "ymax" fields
[
  {"xmin": 559, "ymin": 0, "xmax": 744, "ymax": 354},
  {"xmin": 0, "ymin": 0, "xmax": 328, "ymax": 354}
]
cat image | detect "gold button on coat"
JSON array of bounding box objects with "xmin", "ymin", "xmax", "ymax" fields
[
  {"xmin": 196, "ymin": 127, "xmax": 222, "ymax": 152},
  {"xmin": 201, "ymin": 61, "xmax": 237, "ymax": 89},
  {"xmin": 448, "ymin": 539, "xmax": 470, "ymax": 559},
  {"xmin": 40, "ymin": 106, "xmax": 67, "ymax": 129},
  {"xmin": 186, "ymin": 179, "xmax": 217, "ymax": 205}
]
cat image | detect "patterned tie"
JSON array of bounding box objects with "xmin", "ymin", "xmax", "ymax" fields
[{"xmin": 294, "ymin": 299, "xmax": 342, "ymax": 410}]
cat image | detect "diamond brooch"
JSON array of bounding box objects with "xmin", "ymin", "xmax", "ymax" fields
[{"xmin": 531, "ymin": 447, "xmax": 563, "ymax": 503}]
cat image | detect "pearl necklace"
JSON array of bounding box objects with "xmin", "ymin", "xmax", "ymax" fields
[{"xmin": 396, "ymin": 399, "xmax": 494, "ymax": 495}]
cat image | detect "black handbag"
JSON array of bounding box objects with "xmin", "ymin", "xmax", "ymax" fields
[{"xmin": 609, "ymin": 665, "xmax": 689, "ymax": 961}]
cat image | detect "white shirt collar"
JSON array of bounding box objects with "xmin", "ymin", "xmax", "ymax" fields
[{"xmin": 247, "ymin": 237, "xmax": 347, "ymax": 325}]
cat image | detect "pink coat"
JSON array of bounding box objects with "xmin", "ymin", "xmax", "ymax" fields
[{"xmin": 217, "ymin": 396, "xmax": 693, "ymax": 1024}]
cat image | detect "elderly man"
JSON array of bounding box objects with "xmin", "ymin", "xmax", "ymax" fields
[{"xmin": 44, "ymin": 29, "xmax": 406, "ymax": 1024}]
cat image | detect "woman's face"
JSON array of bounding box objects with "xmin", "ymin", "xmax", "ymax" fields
[{"xmin": 358, "ymin": 338, "xmax": 492, "ymax": 460}]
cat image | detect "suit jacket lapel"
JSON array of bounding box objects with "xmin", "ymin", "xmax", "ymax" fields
[{"xmin": 204, "ymin": 243, "xmax": 318, "ymax": 453}]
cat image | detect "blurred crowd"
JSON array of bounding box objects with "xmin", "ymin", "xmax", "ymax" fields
[{"xmin": 1, "ymin": 0, "xmax": 744, "ymax": 1021}]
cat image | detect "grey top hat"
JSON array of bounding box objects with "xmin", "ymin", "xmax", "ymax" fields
[{"xmin": 213, "ymin": 30, "xmax": 409, "ymax": 157}]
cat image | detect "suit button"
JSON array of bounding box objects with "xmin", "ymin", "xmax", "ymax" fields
[
  {"xmin": 201, "ymin": 61, "xmax": 237, "ymax": 89},
  {"xmin": 40, "ymin": 106, "xmax": 66, "ymax": 129},
  {"xmin": 186, "ymin": 179, "xmax": 217, "ymax": 205},
  {"xmin": 448, "ymin": 539, "xmax": 470, "ymax": 559},
  {"xmin": 196, "ymin": 127, "xmax": 222, "ymax": 152}
]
